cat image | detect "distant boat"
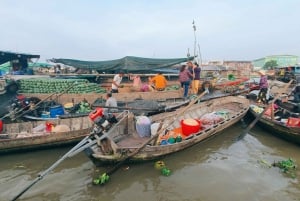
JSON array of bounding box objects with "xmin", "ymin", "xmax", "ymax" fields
[
  {"xmin": 248, "ymin": 104, "xmax": 300, "ymax": 145},
  {"xmin": 0, "ymin": 116, "xmax": 93, "ymax": 154}
]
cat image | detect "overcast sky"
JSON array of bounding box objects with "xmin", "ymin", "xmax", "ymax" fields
[{"xmin": 1, "ymin": 0, "xmax": 299, "ymax": 62}]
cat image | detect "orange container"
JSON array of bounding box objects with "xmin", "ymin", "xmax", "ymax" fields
[
  {"xmin": 180, "ymin": 119, "xmax": 201, "ymax": 136},
  {"xmin": 89, "ymin": 108, "xmax": 104, "ymax": 121},
  {"xmin": 286, "ymin": 117, "xmax": 300, "ymax": 127}
]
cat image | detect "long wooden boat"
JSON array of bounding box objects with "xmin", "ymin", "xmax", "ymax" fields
[
  {"xmin": 85, "ymin": 96, "xmax": 249, "ymax": 166},
  {"xmin": 0, "ymin": 116, "xmax": 93, "ymax": 154},
  {"xmin": 248, "ymin": 104, "xmax": 300, "ymax": 145},
  {"xmin": 13, "ymin": 84, "xmax": 252, "ymax": 121},
  {"xmin": 18, "ymin": 97, "xmax": 190, "ymax": 121},
  {"xmin": 19, "ymin": 89, "xmax": 183, "ymax": 105},
  {"xmin": 18, "ymin": 77, "xmax": 253, "ymax": 105}
]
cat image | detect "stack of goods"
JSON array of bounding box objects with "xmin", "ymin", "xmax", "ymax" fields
[
  {"xmin": 17, "ymin": 78, "xmax": 107, "ymax": 94},
  {"xmin": 286, "ymin": 117, "xmax": 300, "ymax": 127},
  {"xmin": 158, "ymin": 127, "xmax": 183, "ymax": 145},
  {"xmin": 165, "ymin": 85, "xmax": 180, "ymax": 91},
  {"xmin": 199, "ymin": 111, "xmax": 228, "ymax": 126},
  {"xmin": 156, "ymin": 111, "xmax": 230, "ymax": 146}
]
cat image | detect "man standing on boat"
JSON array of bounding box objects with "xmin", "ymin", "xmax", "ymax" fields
[
  {"xmin": 256, "ymin": 70, "xmax": 269, "ymax": 104},
  {"xmin": 191, "ymin": 62, "xmax": 201, "ymax": 95},
  {"xmin": 111, "ymin": 71, "xmax": 125, "ymax": 93},
  {"xmin": 179, "ymin": 65, "xmax": 193, "ymax": 99}
]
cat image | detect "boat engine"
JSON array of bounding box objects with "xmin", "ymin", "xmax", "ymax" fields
[{"xmin": 89, "ymin": 108, "xmax": 118, "ymax": 135}]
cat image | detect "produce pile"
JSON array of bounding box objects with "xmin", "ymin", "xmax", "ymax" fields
[
  {"xmin": 17, "ymin": 78, "xmax": 107, "ymax": 94},
  {"xmin": 165, "ymin": 85, "xmax": 180, "ymax": 91}
]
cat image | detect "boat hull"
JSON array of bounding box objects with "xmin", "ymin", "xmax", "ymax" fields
[
  {"xmin": 87, "ymin": 96, "xmax": 250, "ymax": 166},
  {"xmin": 248, "ymin": 106, "xmax": 300, "ymax": 145},
  {"xmin": 0, "ymin": 116, "xmax": 93, "ymax": 154}
]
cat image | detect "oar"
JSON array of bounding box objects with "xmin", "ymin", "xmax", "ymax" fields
[
  {"xmin": 11, "ymin": 133, "xmax": 107, "ymax": 201},
  {"xmin": 104, "ymin": 90, "xmax": 208, "ymax": 176},
  {"xmin": 12, "ymin": 82, "xmax": 77, "ymax": 120},
  {"xmin": 10, "ymin": 135, "xmax": 92, "ymax": 201},
  {"xmin": 236, "ymin": 79, "xmax": 293, "ymax": 141},
  {"xmin": 11, "ymin": 111, "xmax": 128, "ymax": 201}
]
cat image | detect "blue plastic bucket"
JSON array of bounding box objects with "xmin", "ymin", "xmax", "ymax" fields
[{"xmin": 50, "ymin": 105, "xmax": 64, "ymax": 118}]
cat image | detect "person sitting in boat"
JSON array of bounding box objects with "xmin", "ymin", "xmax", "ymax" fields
[
  {"xmin": 150, "ymin": 72, "xmax": 168, "ymax": 91},
  {"xmin": 129, "ymin": 74, "xmax": 142, "ymax": 92},
  {"xmin": 111, "ymin": 70, "xmax": 125, "ymax": 93},
  {"xmin": 256, "ymin": 70, "xmax": 269, "ymax": 104},
  {"xmin": 105, "ymin": 93, "xmax": 118, "ymax": 113}
]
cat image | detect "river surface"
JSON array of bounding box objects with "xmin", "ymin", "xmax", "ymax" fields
[{"xmin": 0, "ymin": 119, "xmax": 299, "ymax": 201}]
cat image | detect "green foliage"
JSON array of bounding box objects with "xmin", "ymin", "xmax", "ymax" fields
[
  {"xmin": 272, "ymin": 158, "xmax": 297, "ymax": 178},
  {"xmin": 93, "ymin": 173, "xmax": 110, "ymax": 185},
  {"xmin": 263, "ymin": 60, "xmax": 278, "ymax": 70}
]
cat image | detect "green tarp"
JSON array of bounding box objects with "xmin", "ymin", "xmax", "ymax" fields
[
  {"xmin": 0, "ymin": 62, "xmax": 10, "ymax": 72},
  {"xmin": 51, "ymin": 56, "xmax": 194, "ymax": 72}
]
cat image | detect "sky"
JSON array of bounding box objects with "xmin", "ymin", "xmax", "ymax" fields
[{"xmin": 1, "ymin": 0, "xmax": 300, "ymax": 63}]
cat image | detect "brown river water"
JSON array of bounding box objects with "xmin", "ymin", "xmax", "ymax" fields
[{"xmin": 0, "ymin": 118, "xmax": 300, "ymax": 201}]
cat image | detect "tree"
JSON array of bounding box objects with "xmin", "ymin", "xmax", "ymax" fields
[{"xmin": 263, "ymin": 60, "xmax": 278, "ymax": 70}]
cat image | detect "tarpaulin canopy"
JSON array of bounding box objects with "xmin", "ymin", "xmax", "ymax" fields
[
  {"xmin": 0, "ymin": 51, "xmax": 40, "ymax": 65},
  {"xmin": 51, "ymin": 56, "xmax": 194, "ymax": 73}
]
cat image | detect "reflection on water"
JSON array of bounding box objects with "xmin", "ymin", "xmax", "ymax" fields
[{"xmin": 0, "ymin": 123, "xmax": 299, "ymax": 201}]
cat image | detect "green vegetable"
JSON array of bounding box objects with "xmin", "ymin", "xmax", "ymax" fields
[
  {"xmin": 93, "ymin": 173, "xmax": 110, "ymax": 185},
  {"xmin": 161, "ymin": 167, "xmax": 171, "ymax": 176}
]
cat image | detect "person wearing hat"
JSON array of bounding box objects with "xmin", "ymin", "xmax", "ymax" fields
[
  {"xmin": 256, "ymin": 70, "xmax": 269, "ymax": 104},
  {"xmin": 111, "ymin": 71, "xmax": 125, "ymax": 93}
]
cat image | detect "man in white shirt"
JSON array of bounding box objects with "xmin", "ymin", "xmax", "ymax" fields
[{"xmin": 111, "ymin": 71, "xmax": 125, "ymax": 93}]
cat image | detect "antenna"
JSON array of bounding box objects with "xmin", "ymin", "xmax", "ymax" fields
[
  {"xmin": 192, "ymin": 20, "xmax": 202, "ymax": 66},
  {"xmin": 192, "ymin": 20, "xmax": 197, "ymax": 61}
]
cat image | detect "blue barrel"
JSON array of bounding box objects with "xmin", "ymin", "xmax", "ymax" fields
[{"xmin": 50, "ymin": 105, "xmax": 64, "ymax": 118}]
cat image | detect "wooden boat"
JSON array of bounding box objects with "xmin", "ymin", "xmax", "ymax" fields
[
  {"xmin": 92, "ymin": 97, "xmax": 190, "ymax": 116},
  {"xmin": 85, "ymin": 96, "xmax": 249, "ymax": 166},
  {"xmin": 19, "ymin": 88, "xmax": 183, "ymax": 105},
  {"xmin": 13, "ymin": 83, "xmax": 252, "ymax": 121},
  {"xmin": 18, "ymin": 76, "xmax": 254, "ymax": 105},
  {"xmin": 18, "ymin": 97, "xmax": 189, "ymax": 121},
  {"xmin": 248, "ymin": 104, "xmax": 300, "ymax": 145},
  {"xmin": 0, "ymin": 116, "xmax": 93, "ymax": 154}
]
